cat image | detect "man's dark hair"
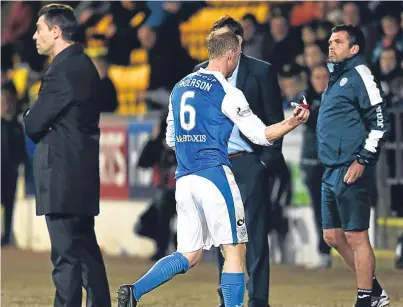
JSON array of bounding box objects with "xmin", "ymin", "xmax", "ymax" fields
[
  {"xmin": 242, "ymin": 13, "xmax": 258, "ymax": 27},
  {"xmin": 38, "ymin": 4, "xmax": 77, "ymax": 41},
  {"xmin": 211, "ymin": 16, "xmax": 244, "ymax": 38},
  {"xmin": 332, "ymin": 24, "xmax": 365, "ymax": 54},
  {"xmin": 1, "ymin": 81, "xmax": 18, "ymax": 97}
]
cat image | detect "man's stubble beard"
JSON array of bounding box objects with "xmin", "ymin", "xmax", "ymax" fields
[{"xmin": 328, "ymin": 57, "xmax": 338, "ymax": 64}]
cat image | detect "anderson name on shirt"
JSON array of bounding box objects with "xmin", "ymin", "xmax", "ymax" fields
[{"xmin": 176, "ymin": 73, "xmax": 216, "ymax": 92}]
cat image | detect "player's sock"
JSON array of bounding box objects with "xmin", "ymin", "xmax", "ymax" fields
[
  {"xmin": 372, "ymin": 276, "xmax": 383, "ymax": 297},
  {"xmin": 355, "ymin": 288, "xmax": 371, "ymax": 307},
  {"xmin": 133, "ymin": 252, "xmax": 189, "ymax": 301},
  {"xmin": 221, "ymin": 272, "xmax": 245, "ymax": 307}
]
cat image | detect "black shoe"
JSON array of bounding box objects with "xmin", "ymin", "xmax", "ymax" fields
[{"xmin": 117, "ymin": 284, "xmax": 137, "ymax": 307}]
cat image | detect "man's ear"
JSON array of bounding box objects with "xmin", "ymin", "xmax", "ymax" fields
[
  {"xmin": 237, "ymin": 35, "xmax": 243, "ymax": 46},
  {"xmin": 351, "ymin": 44, "xmax": 360, "ymax": 55},
  {"xmin": 53, "ymin": 25, "xmax": 62, "ymax": 39}
]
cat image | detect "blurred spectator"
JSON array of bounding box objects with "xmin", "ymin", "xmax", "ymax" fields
[
  {"xmin": 1, "ymin": 67, "xmax": 11, "ymax": 86},
  {"xmin": 1, "ymin": 1, "xmax": 45, "ymax": 72},
  {"xmin": 240, "ymin": 13, "xmax": 264, "ymax": 59},
  {"xmin": 1, "ymin": 1, "xmax": 36, "ymax": 45},
  {"xmin": 326, "ymin": 2, "xmax": 344, "ymax": 25},
  {"xmin": 300, "ymin": 20, "xmax": 332, "ymax": 54},
  {"xmin": 342, "ymin": 2, "xmax": 380, "ymax": 61},
  {"xmin": 1, "ymin": 82, "xmax": 25, "ymax": 247},
  {"xmin": 290, "ymin": 1, "xmax": 339, "ymax": 27},
  {"xmin": 141, "ymin": 25, "xmax": 197, "ymax": 110},
  {"xmin": 1, "ymin": 44, "xmax": 14, "ymax": 73},
  {"xmin": 91, "ymin": 52, "xmax": 118, "ymax": 113},
  {"xmin": 373, "ymin": 47, "xmax": 403, "ymax": 104},
  {"xmin": 106, "ymin": 1, "xmax": 148, "ymax": 65},
  {"xmin": 135, "ymin": 112, "xmax": 177, "ymax": 261},
  {"xmin": 75, "ymin": 1, "xmax": 111, "ymax": 25},
  {"xmin": 136, "ymin": 1, "xmax": 202, "ymax": 110},
  {"xmin": 301, "ymin": 65, "xmax": 331, "ymax": 269},
  {"xmin": 301, "ymin": 22, "xmax": 317, "ymax": 46},
  {"xmin": 262, "ymin": 15, "xmax": 304, "ymax": 72},
  {"xmin": 289, "ymin": 1, "xmax": 323, "ymax": 27},
  {"xmin": 74, "ymin": 1, "xmax": 112, "ymax": 43},
  {"xmin": 367, "ymin": 1, "xmax": 403, "ymax": 23},
  {"xmin": 298, "ymin": 43, "xmax": 326, "ymax": 74},
  {"xmin": 372, "ymin": 15, "xmax": 403, "ymax": 64},
  {"xmin": 278, "ymin": 64, "xmax": 306, "ymax": 109}
]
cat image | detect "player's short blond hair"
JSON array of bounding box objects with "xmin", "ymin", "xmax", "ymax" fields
[{"xmin": 206, "ymin": 29, "xmax": 240, "ymax": 60}]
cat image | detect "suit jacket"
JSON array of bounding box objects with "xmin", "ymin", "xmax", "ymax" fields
[
  {"xmin": 193, "ymin": 54, "xmax": 284, "ymax": 167},
  {"xmin": 23, "ymin": 44, "xmax": 101, "ymax": 216}
]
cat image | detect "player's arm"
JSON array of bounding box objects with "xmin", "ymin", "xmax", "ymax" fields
[
  {"xmin": 355, "ymin": 67, "xmax": 391, "ymax": 165},
  {"xmin": 222, "ymin": 89, "xmax": 309, "ymax": 145},
  {"xmin": 165, "ymin": 93, "xmax": 176, "ymax": 149}
]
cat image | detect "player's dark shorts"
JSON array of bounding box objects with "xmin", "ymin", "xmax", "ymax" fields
[{"xmin": 321, "ymin": 164, "xmax": 375, "ymax": 231}]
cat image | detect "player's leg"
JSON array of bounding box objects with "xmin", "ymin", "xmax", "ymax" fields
[
  {"xmin": 220, "ymin": 243, "xmax": 246, "ymax": 307},
  {"xmin": 324, "ymin": 228, "xmax": 388, "ymax": 307},
  {"xmin": 230, "ymin": 155, "xmax": 269, "ymax": 307},
  {"xmin": 196, "ymin": 165, "xmax": 248, "ymax": 307},
  {"xmin": 336, "ymin": 166, "xmax": 389, "ymax": 307},
  {"xmin": 117, "ymin": 175, "xmax": 203, "ymax": 307}
]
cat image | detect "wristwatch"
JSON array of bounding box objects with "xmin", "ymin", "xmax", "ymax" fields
[{"xmin": 356, "ymin": 155, "xmax": 370, "ymax": 166}]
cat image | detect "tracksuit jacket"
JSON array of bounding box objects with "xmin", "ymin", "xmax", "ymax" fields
[{"xmin": 317, "ymin": 55, "xmax": 391, "ymax": 167}]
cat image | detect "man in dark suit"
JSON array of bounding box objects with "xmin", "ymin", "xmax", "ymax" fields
[
  {"xmin": 23, "ymin": 4, "xmax": 111, "ymax": 307},
  {"xmin": 194, "ymin": 16, "xmax": 284, "ymax": 307}
]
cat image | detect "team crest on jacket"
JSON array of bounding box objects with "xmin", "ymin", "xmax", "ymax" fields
[{"xmin": 340, "ymin": 78, "xmax": 348, "ymax": 86}]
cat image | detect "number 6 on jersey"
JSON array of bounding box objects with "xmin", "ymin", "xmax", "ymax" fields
[{"xmin": 180, "ymin": 91, "xmax": 196, "ymax": 131}]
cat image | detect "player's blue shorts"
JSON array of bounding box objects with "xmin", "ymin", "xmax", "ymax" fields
[{"xmin": 321, "ymin": 165, "xmax": 375, "ymax": 231}]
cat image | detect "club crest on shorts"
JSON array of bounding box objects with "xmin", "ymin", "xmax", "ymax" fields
[
  {"xmin": 340, "ymin": 77, "xmax": 348, "ymax": 86},
  {"xmin": 239, "ymin": 227, "xmax": 247, "ymax": 239}
]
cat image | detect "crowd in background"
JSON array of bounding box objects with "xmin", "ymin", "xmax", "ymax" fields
[{"xmin": 1, "ymin": 1, "xmax": 402, "ymax": 266}]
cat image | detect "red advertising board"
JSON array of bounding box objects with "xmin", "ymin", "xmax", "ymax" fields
[{"xmin": 99, "ymin": 120, "xmax": 129, "ymax": 199}]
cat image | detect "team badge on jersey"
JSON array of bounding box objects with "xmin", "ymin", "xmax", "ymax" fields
[{"xmin": 340, "ymin": 77, "xmax": 348, "ymax": 86}]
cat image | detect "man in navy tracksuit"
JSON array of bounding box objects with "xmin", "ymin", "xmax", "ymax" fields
[{"xmin": 317, "ymin": 25, "xmax": 391, "ymax": 307}]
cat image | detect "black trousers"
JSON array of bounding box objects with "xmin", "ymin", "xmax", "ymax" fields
[
  {"xmin": 1, "ymin": 170, "xmax": 18, "ymax": 245},
  {"xmin": 217, "ymin": 154, "xmax": 269, "ymax": 307},
  {"xmin": 300, "ymin": 163, "xmax": 331, "ymax": 255},
  {"xmin": 154, "ymin": 189, "xmax": 177, "ymax": 256},
  {"xmin": 45, "ymin": 215, "xmax": 111, "ymax": 307}
]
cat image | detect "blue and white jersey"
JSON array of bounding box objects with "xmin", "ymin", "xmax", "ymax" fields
[{"xmin": 166, "ymin": 68, "xmax": 272, "ymax": 179}]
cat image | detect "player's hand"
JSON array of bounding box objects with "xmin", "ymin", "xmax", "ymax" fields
[
  {"xmin": 343, "ymin": 160, "xmax": 365, "ymax": 184},
  {"xmin": 293, "ymin": 108, "xmax": 310, "ymax": 123}
]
